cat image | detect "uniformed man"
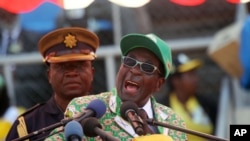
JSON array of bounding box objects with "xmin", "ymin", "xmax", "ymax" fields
[{"xmin": 6, "ymin": 27, "xmax": 99, "ymax": 141}]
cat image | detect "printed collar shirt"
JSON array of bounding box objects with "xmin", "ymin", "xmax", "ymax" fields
[{"xmin": 45, "ymin": 88, "xmax": 187, "ymax": 141}]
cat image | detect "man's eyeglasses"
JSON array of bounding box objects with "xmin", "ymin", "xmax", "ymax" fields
[{"xmin": 121, "ymin": 56, "xmax": 161, "ymax": 74}]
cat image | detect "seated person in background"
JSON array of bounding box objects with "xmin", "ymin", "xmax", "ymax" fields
[
  {"xmin": 0, "ymin": 74, "xmax": 25, "ymax": 140},
  {"xmin": 158, "ymin": 53, "xmax": 218, "ymax": 141},
  {"xmin": 45, "ymin": 33, "xmax": 188, "ymax": 141}
]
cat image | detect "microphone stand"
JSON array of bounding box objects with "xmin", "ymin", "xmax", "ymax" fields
[
  {"xmin": 12, "ymin": 118, "xmax": 72, "ymax": 141},
  {"xmin": 146, "ymin": 118, "xmax": 229, "ymax": 141}
]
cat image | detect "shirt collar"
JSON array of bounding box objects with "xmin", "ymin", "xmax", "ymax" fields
[{"xmin": 140, "ymin": 99, "xmax": 153, "ymax": 119}]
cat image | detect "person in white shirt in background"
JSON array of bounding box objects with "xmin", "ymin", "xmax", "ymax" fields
[{"xmin": 0, "ymin": 74, "xmax": 25, "ymax": 140}]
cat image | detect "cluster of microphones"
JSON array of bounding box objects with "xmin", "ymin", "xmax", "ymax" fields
[
  {"xmin": 12, "ymin": 99, "xmax": 229, "ymax": 141},
  {"xmin": 64, "ymin": 100, "xmax": 145, "ymax": 141},
  {"xmin": 63, "ymin": 99, "xmax": 118, "ymax": 141}
]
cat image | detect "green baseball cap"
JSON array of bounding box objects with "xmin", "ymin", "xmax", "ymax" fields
[{"xmin": 120, "ymin": 33, "xmax": 172, "ymax": 78}]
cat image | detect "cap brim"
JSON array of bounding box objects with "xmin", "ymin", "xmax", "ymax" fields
[
  {"xmin": 46, "ymin": 54, "xmax": 96, "ymax": 63},
  {"xmin": 178, "ymin": 59, "xmax": 202, "ymax": 73}
]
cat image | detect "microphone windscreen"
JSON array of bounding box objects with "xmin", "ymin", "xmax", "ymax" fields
[
  {"xmin": 64, "ymin": 120, "xmax": 83, "ymax": 140},
  {"xmin": 120, "ymin": 101, "xmax": 139, "ymax": 120},
  {"xmin": 80, "ymin": 117, "xmax": 102, "ymax": 137},
  {"xmin": 86, "ymin": 99, "xmax": 106, "ymax": 118}
]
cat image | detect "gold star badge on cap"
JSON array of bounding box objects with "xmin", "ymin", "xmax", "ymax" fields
[{"xmin": 64, "ymin": 34, "xmax": 77, "ymax": 48}]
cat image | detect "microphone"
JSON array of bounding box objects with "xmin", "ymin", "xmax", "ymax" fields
[
  {"xmin": 81, "ymin": 117, "xmax": 119, "ymax": 141},
  {"xmin": 12, "ymin": 99, "xmax": 106, "ymax": 141},
  {"xmin": 74, "ymin": 99, "xmax": 107, "ymax": 122},
  {"xmin": 64, "ymin": 120, "xmax": 83, "ymax": 141},
  {"xmin": 120, "ymin": 101, "xmax": 145, "ymax": 136},
  {"xmin": 146, "ymin": 118, "xmax": 229, "ymax": 141}
]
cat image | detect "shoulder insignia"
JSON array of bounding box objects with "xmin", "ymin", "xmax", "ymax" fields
[{"xmin": 17, "ymin": 102, "xmax": 46, "ymax": 117}]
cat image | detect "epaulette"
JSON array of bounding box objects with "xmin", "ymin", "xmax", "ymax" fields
[
  {"xmin": 17, "ymin": 102, "xmax": 46, "ymax": 118},
  {"xmin": 16, "ymin": 102, "xmax": 46, "ymax": 139}
]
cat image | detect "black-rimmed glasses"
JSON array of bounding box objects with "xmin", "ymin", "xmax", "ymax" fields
[{"xmin": 121, "ymin": 56, "xmax": 161, "ymax": 74}]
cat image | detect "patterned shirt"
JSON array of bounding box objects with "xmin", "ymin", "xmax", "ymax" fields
[{"xmin": 45, "ymin": 88, "xmax": 187, "ymax": 141}]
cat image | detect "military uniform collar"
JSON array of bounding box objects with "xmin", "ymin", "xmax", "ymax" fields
[{"xmin": 44, "ymin": 96, "xmax": 64, "ymax": 115}]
